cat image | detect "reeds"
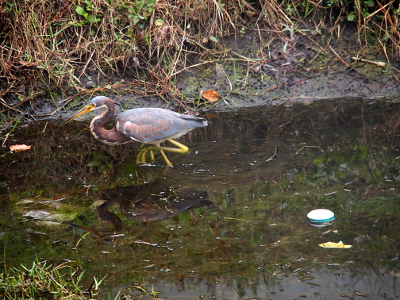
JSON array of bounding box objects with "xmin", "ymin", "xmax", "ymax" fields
[{"xmin": 0, "ymin": 0, "xmax": 398, "ymax": 112}]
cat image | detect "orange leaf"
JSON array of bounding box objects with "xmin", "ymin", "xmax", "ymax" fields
[
  {"xmin": 10, "ymin": 144, "xmax": 32, "ymax": 152},
  {"xmin": 202, "ymin": 112, "xmax": 217, "ymax": 120},
  {"xmin": 202, "ymin": 90, "xmax": 220, "ymax": 102}
]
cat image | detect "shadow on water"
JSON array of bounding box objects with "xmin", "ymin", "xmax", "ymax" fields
[{"xmin": 1, "ymin": 99, "xmax": 400, "ymax": 299}]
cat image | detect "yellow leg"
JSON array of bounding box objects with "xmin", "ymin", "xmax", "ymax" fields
[
  {"xmin": 149, "ymin": 149, "xmax": 155, "ymax": 161},
  {"xmin": 136, "ymin": 139, "xmax": 189, "ymax": 167},
  {"xmin": 136, "ymin": 148, "xmax": 155, "ymax": 165},
  {"xmin": 159, "ymin": 149, "xmax": 173, "ymax": 167},
  {"xmin": 157, "ymin": 139, "xmax": 189, "ymax": 154}
]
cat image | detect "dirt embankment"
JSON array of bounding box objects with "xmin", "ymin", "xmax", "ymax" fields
[
  {"xmin": 174, "ymin": 28, "xmax": 400, "ymax": 110},
  {"xmin": 30, "ymin": 28, "xmax": 400, "ymax": 120},
  {"xmin": 2, "ymin": 18, "xmax": 400, "ymax": 121}
]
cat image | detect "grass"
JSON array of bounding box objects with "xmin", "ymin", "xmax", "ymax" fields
[
  {"xmin": 0, "ymin": 260, "xmax": 88, "ymax": 299},
  {"xmin": 0, "ymin": 0, "xmax": 399, "ymax": 116},
  {"xmin": 0, "ymin": 259, "xmax": 161, "ymax": 299}
]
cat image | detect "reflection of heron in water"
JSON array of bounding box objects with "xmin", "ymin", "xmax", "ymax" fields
[
  {"xmin": 67, "ymin": 184, "xmax": 210, "ymax": 241},
  {"xmin": 63, "ymin": 96, "xmax": 208, "ymax": 167},
  {"xmin": 97, "ymin": 185, "xmax": 211, "ymax": 223}
]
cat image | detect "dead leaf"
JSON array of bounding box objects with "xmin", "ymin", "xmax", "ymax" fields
[
  {"xmin": 318, "ymin": 241, "xmax": 352, "ymax": 249},
  {"xmin": 215, "ymin": 63, "xmax": 227, "ymax": 80},
  {"xmin": 202, "ymin": 90, "xmax": 220, "ymax": 102},
  {"xmin": 155, "ymin": 19, "xmax": 164, "ymax": 26},
  {"xmin": 246, "ymin": 10, "xmax": 256, "ymax": 18},
  {"xmin": 19, "ymin": 60, "xmax": 37, "ymax": 67},
  {"xmin": 10, "ymin": 144, "xmax": 32, "ymax": 152},
  {"xmin": 202, "ymin": 112, "xmax": 217, "ymax": 120}
]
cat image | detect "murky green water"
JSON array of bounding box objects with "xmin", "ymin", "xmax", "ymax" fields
[{"xmin": 1, "ymin": 99, "xmax": 400, "ymax": 299}]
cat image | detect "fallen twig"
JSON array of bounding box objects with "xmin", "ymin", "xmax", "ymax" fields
[
  {"xmin": 351, "ymin": 57, "xmax": 386, "ymax": 67},
  {"xmin": 329, "ymin": 45, "xmax": 349, "ymax": 67},
  {"xmin": 266, "ymin": 146, "xmax": 278, "ymax": 162}
]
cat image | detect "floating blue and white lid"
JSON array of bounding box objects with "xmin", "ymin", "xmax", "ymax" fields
[{"xmin": 307, "ymin": 209, "xmax": 335, "ymax": 227}]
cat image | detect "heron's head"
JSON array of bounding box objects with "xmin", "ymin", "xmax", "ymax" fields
[{"xmin": 63, "ymin": 96, "xmax": 112, "ymax": 125}]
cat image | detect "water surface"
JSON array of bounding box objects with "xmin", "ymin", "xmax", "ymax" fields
[{"xmin": 1, "ymin": 99, "xmax": 399, "ymax": 299}]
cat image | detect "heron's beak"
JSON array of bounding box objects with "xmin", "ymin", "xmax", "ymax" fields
[{"xmin": 63, "ymin": 104, "xmax": 96, "ymax": 125}]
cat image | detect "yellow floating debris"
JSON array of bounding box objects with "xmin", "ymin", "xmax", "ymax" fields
[{"xmin": 319, "ymin": 241, "xmax": 352, "ymax": 249}]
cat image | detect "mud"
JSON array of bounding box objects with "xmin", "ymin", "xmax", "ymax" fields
[
  {"xmin": 174, "ymin": 27, "xmax": 400, "ymax": 109},
  {"xmin": 1, "ymin": 26, "xmax": 399, "ymax": 123},
  {"xmin": 128, "ymin": 27, "xmax": 399, "ymax": 111}
]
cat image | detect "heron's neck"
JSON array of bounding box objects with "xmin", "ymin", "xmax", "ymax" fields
[{"xmin": 90, "ymin": 107, "xmax": 131, "ymax": 145}]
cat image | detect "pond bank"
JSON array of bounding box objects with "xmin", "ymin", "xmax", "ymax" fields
[{"xmin": 1, "ymin": 24, "xmax": 399, "ymax": 125}]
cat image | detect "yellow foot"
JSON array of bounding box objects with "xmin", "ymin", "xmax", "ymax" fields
[
  {"xmin": 136, "ymin": 147, "xmax": 173, "ymax": 167},
  {"xmin": 136, "ymin": 139, "xmax": 190, "ymax": 167}
]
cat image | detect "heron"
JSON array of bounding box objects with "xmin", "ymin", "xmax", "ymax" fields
[{"xmin": 63, "ymin": 96, "xmax": 207, "ymax": 167}]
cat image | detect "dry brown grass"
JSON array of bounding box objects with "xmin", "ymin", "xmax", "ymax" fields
[
  {"xmin": 0, "ymin": 0, "xmax": 398, "ymax": 116},
  {"xmin": 0, "ymin": 0, "xmax": 291, "ymax": 114}
]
